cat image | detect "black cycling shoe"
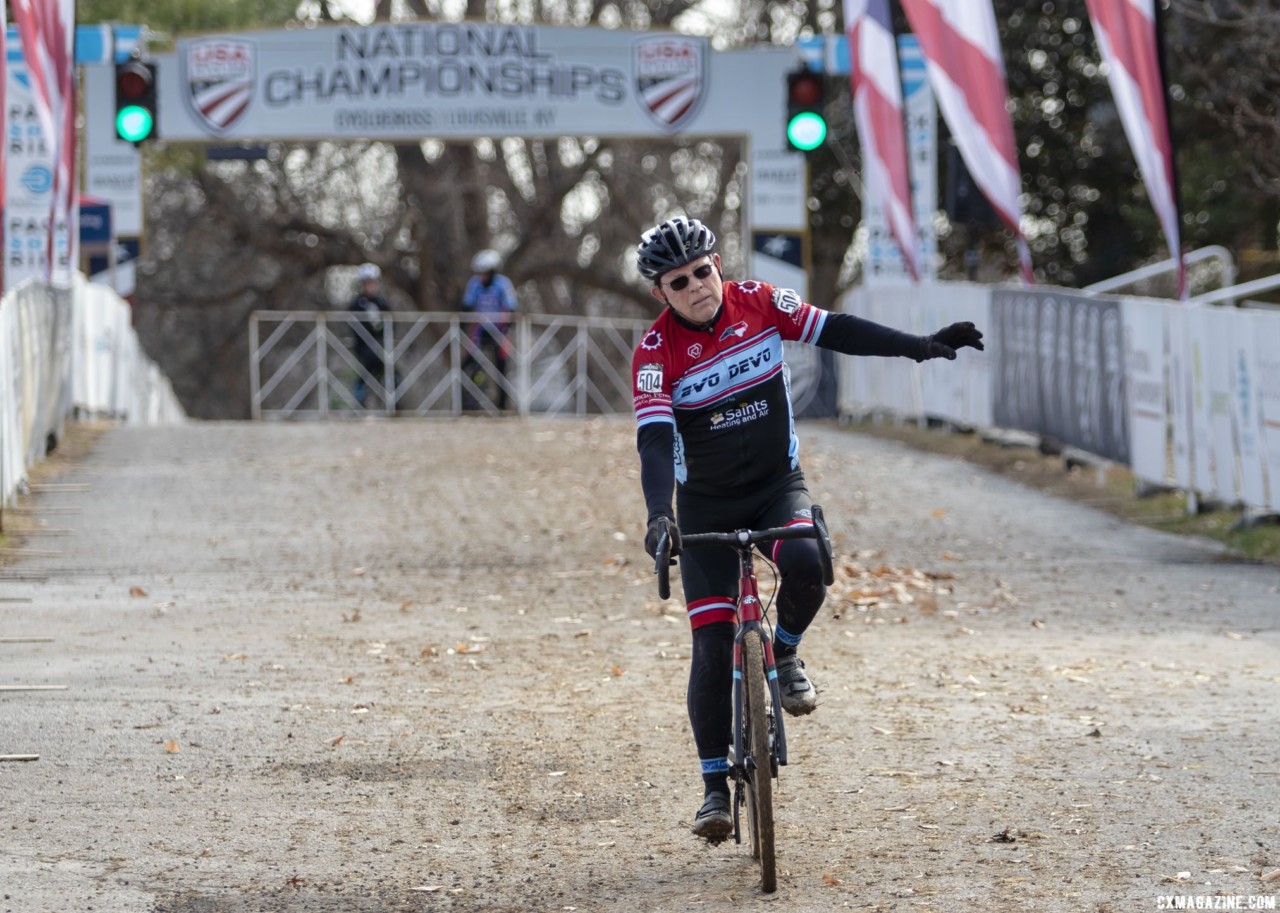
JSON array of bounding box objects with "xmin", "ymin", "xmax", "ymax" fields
[
  {"xmin": 692, "ymin": 791, "xmax": 733, "ymax": 843},
  {"xmin": 776, "ymin": 654, "xmax": 818, "ymax": 716}
]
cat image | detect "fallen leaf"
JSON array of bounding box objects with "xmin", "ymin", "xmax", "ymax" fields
[
  {"xmin": 610, "ymin": 666, "xmax": 624, "ymax": 677},
  {"xmin": 992, "ymin": 827, "xmax": 1017, "ymax": 843},
  {"xmin": 454, "ymin": 642, "xmax": 486, "ymax": 655},
  {"xmin": 163, "ymin": 740, "xmax": 180, "ymax": 754},
  {"xmin": 931, "ymin": 507, "xmax": 948, "ymax": 519},
  {"xmin": 331, "ymin": 734, "xmax": 345, "ymax": 747},
  {"xmin": 822, "ymin": 873, "xmax": 842, "ymax": 886},
  {"xmin": 420, "ymin": 646, "xmax": 437, "ymax": 658},
  {"xmin": 399, "ymin": 600, "xmax": 413, "ymax": 612},
  {"xmin": 288, "ymin": 876, "xmax": 306, "ymax": 890},
  {"xmin": 129, "ymin": 586, "xmax": 148, "ymax": 598}
]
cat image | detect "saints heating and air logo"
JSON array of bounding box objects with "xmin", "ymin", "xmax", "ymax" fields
[
  {"xmin": 633, "ymin": 36, "xmax": 708, "ymax": 131},
  {"xmin": 183, "ymin": 38, "xmax": 256, "ymax": 134}
]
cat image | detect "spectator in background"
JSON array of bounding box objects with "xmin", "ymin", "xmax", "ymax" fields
[
  {"xmin": 348, "ymin": 262, "xmax": 393, "ymax": 408},
  {"xmin": 461, "ymin": 249, "xmax": 518, "ymax": 411}
]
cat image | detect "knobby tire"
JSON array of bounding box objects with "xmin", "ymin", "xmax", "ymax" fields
[{"xmin": 742, "ymin": 629, "xmax": 777, "ymax": 893}]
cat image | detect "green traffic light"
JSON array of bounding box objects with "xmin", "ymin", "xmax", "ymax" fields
[
  {"xmin": 787, "ymin": 111, "xmax": 827, "ymax": 152},
  {"xmin": 116, "ymin": 104, "xmax": 154, "ymax": 143}
]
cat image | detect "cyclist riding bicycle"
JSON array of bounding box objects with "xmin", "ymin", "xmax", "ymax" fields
[
  {"xmin": 630, "ymin": 216, "xmax": 984, "ymax": 842},
  {"xmin": 461, "ymin": 249, "xmax": 518, "ymax": 410}
]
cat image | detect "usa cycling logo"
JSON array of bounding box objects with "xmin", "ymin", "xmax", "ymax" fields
[
  {"xmin": 719, "ymin": 321, "xmax": 748, "ymax": 342},
  {"xmin": 633, "ymin": 36, "xmax": 708, "ymax": 132},
  {"xmin": 183, "ymin": 37, "xmax": 255, "ymax": 134}
]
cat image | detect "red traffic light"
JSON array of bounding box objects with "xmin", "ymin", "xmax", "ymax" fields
[
  {"xmin": 787, "ymin": 70, "xmax": 824, "ymax": 108},
  {"xmin": 116, "ymin": 60, "xmax": 154, "ymax": 100}
]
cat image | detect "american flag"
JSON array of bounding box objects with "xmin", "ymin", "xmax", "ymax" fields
[
  {"xmin": 898, "ymin": 0, "xmax": 1033, "ymax": 283},
  {"xmin": 846, "ymin": 0, "xmax": 921, "ymax": 282},
  {"xmin": 10, "ymin": 0, "xmax": 76, "ymax": 285},
  {"xmin": 1084, "ymin": 0, "xmax": 1185, "ymax": 299}
]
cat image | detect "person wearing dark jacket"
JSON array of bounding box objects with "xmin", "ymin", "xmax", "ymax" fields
[
  {"xmin": 348, "ymin": 262, "xmax": 392, "ymax": 408},
  {"xmin": 631, "ymin": 216, "xmax": 985, "ymax": 842}
]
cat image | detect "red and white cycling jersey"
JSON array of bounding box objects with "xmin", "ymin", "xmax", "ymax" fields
[{"xmin": 632, "ymin": 280, "xmax": 828, "ymax": 497}]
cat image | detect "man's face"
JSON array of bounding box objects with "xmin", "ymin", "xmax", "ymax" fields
[{"xmin": 650, "ymin": 254, "xmax": 723, "ymax": 326}]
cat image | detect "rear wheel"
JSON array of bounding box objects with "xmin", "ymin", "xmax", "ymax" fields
[{"xmin": 741, "ymin": 629, "xmax": 776, "ymax": 893}]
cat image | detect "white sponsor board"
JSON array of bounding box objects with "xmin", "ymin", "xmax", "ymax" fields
[
  {"xmin": 1251, "ymin": 309, "xmax": 1280, "ymax": 511},
  {"xmin": 1122, "ymin": 297, "xmax": 1167, "ymax": 483}
]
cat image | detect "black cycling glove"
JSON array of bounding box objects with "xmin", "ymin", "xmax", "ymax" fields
[
  {"xmin": 644, "ymin": 515, "xmax": 681, "ymax": 564},
  {"xmin": 917, "ymin": 321, "xmax": 985, "ymax": 361}
]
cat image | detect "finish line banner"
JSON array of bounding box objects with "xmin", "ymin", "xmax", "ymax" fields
[{"xmin": 155, "ymin": 24, "xmax": 794, "ymax": 142}]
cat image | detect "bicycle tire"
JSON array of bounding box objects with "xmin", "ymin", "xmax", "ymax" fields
[{"xmin": 741, "ymin": 629, "xmax": 777, "ymax": 893}]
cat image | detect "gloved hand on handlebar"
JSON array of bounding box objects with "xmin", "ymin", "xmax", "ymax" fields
[
  {"xmin": 916, "ymin": 321, "xmax": 985, "ymax": 361},
  {"xmin": 644, "ymin": 514, "xmax": 681, "ymax": 564}
]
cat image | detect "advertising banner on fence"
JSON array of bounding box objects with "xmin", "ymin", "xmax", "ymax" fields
[
  {"xmin": 1122, "ymin": 297, "xmax": 1166, "ymax": 483},
  {"xmin": 1256, "ymin": 309, "xmax": 1280, "ymax": 511},
  {"xmin": 992, "ymin": 289, "xmax": 1128, "ymax": 465}
]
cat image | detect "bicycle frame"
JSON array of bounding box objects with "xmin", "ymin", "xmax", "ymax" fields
[{"xmin": 730, "ymin": 546, "xmax": 789, "ymax": 771}]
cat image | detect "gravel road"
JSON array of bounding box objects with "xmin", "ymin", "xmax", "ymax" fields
[{"xmin": 1, "ymin": 417, "xmax": 1277, "ymax": 913}]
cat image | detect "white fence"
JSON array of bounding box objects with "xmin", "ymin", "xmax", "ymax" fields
[
  {"xmin": 249, "ymin": 311, "xmax": 653, "ymax": 419},
  {"xmin": 1, "ymin": 275, "xmax": 185, "ymax": 506},
  {"xmin": 838, "ymin": 282, "xmax": 1280, "ymax": 515}
]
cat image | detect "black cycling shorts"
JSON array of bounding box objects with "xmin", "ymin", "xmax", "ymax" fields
[{"xmin": 675, "ymin": 470, "xmax": 814, "ymax": 630}]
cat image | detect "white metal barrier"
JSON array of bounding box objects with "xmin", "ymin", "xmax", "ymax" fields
[
  {"xmin": 837, "ymin": 282, "xmax": 1280, "ymax": 514},
  {"xmin": 0, "ymin": 275, "xmax": 185, "ymax": 506},
  {"xmin": 248, "ymin": 311, "xmax": 652, "ymax": 420}
]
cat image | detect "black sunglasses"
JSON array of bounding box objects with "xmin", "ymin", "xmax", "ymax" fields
[{"xmin": 665, "ymin": 262, "xmax": 715, "ymax": 291}]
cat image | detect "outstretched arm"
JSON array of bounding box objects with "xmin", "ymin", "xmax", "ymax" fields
[{"xmin": 816, "ymin": 313, "xmax": 983, "ymax": 362}]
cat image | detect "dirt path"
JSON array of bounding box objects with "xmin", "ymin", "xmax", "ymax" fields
[{"xmin": 1, "ymin": 417, "xmax": 1277, "ymax": 913}]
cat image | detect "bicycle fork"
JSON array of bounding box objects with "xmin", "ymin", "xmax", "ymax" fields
[{"xmin": 729, "ymin": 571, "xmax": 790, "ymax": 775}]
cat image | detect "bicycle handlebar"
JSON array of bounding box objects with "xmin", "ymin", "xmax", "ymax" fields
[
  {"xmin": 681, "ymin": 525, "xmax": 819, "ymax": 549},
  {"xmin": 652, "ymin": 505, "xmax": 836, "ymax": 600}
]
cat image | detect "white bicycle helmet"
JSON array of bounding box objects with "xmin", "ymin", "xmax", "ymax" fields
[
  {"xmin": 636, "ymin": 216, "xmax": 716, "ymax": 281},
  {"xmin": 356, "ymin": 262, "xmax": 381, "ymax": 282},
  {"xmin": 471, "ymin": 249, "xmax": 502, "ymax": 273}
]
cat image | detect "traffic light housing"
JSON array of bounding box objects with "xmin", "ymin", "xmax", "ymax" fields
[
  {"xmin": 785, "ymin": 67, "xmax": 827, "ymax": 153},
  {"xmin": 115, "ymin": 57, "xmax": 157, "ymax": 144}
]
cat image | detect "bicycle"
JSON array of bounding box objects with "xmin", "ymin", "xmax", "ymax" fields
[{"xmin": 654, "ymin": 507, "xmax": 835, "ymax": 894}]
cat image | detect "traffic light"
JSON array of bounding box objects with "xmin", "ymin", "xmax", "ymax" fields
[
  {"xmin": 115, "ymin": 57, "xmax": 157, "ymax": 144},
  {"xmin": 785, "ymin": 67, "xmax": 827, "ymax": 153}
]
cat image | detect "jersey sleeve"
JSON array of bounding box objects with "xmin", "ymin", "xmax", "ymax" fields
[
  {"xmin": 500, "ymin": 276, "xmax": 518, "ymax": 313},
  {"xmin": 632, "ymin": 328, "xmax": 674, "ymax": 430},
  {"xmin": 462, "ymin": 278, "xmax": 479, "ymax": 309},
  {"xmin": 742, "ymin": 281, "xmax": 828, "ymax": 345}
]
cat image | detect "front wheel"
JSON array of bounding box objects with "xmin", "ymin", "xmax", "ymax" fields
[{"xmin": 741, "ymin": 629, "xmax": 777, "ymax": 893}]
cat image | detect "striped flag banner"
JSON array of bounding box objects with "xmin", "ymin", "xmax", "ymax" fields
[
  {"xmin": 1084, "ymin": 0, "xmax": 1185, "ymax": 299},
  {"xmin": 10, "ymin": 0, "xmax": 76, "ymax": 285},
  {"xmin": 846, "ymin": 0, "xmax": 921, "ymax": 282},
  {"xmin": 898, "ymin": 0, "xmax": 1033, "ymax": 283}
]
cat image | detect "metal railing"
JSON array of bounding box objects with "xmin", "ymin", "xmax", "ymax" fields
[
  {"xmin": 248, "ymin": 311, "xmax": 653, "ymax": 420},
  {"xmin": 1082, "ymin": 245, "xmax": 1237, "ymax": 296}
]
